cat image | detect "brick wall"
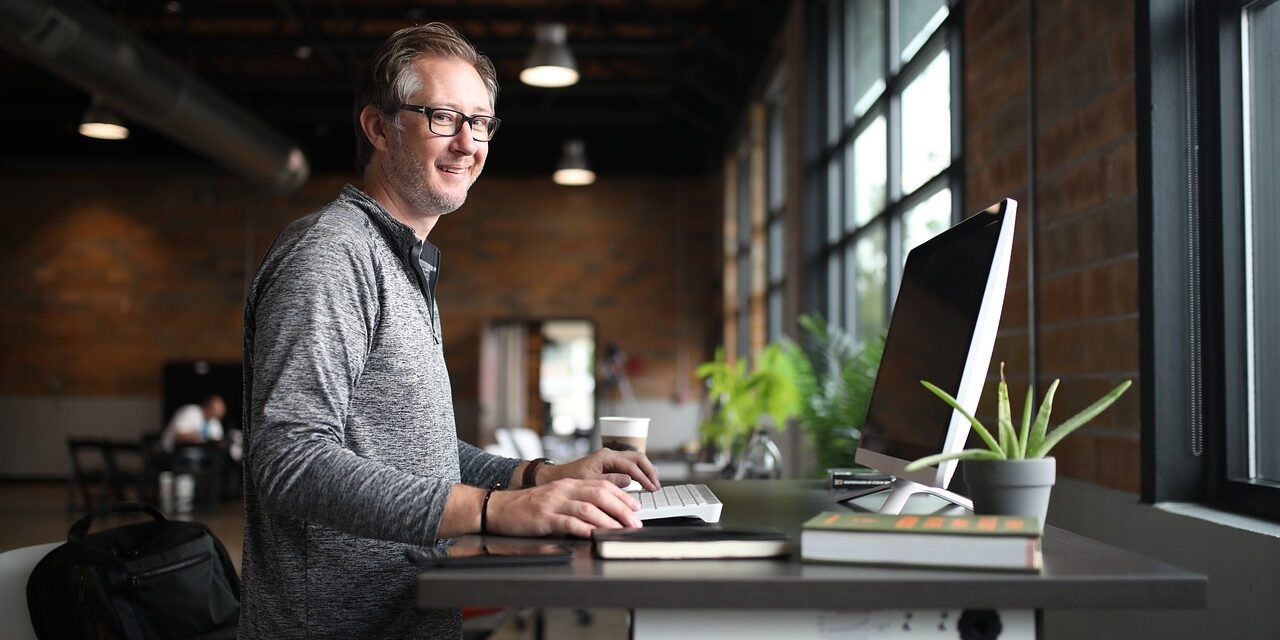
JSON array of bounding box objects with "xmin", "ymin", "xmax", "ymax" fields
[
  {"xmin": 965, "ymin": 0, "xmax": 1140, "ymax": 492},
  {"xmin": 0, "ymin": 172, "xmax": 718, "ymax": 446},
  {"xmin": 432, "ymin": 177, "xmax": 719, "ymax": 441}
]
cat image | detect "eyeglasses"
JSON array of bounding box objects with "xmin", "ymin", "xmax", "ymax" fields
[{"xmin": 398, "ymin": 104, "xmax": 501, "ymax": 142}]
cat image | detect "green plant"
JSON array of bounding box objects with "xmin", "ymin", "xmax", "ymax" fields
[
  {"xmin": 904, "ymin": 364, "xmax": 1132, "ymax": 471},
  {"xmin": 695, "ymin": 344, "xmax": 802, "ymax": 455},
  {"xmin": 779, "ymin": 314, "xmax": 884, "ymax": 475}
]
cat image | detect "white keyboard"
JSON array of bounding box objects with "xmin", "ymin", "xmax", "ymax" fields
[{"xmin": 629, "ymin": 483, "xmax": 723, "ymax": 523}]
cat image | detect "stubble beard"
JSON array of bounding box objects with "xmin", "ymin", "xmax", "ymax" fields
[{"xmin": 386, "ymin": 128, "xmax": 474, "ymax": 216}]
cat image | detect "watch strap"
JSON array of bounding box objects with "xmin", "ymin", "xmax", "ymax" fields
[{"xmin": 522, "ymin": 457, "xmax": 554, "ymax": 488}]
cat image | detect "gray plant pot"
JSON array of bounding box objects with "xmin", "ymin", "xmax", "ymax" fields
[{"xmin": 963, "ymin": 457, "xmax": 1057, "ymax": 528}]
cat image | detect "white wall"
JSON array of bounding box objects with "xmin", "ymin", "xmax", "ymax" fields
[
  {"xmin": 0, "ymin": 396, "xmax": 162, "ymax": 477},
  {"xmin": 1045, "ymin": 478, "xmax": 1280, "ymax": 639}
]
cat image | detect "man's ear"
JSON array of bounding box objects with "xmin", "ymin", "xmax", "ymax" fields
[{"xmin": 358, "ymin": 105, "xmax": 391, "ymax": 152}]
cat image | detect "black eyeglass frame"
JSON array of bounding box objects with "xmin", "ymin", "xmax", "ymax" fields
[{"xmin": 397, "ymin": 104, "xmax": 501, "ymax": 142}]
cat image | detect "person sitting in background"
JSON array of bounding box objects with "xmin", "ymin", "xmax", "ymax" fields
[{"xmin": 161, "ymin": 394, "xmax": 226, "ymax": 452}]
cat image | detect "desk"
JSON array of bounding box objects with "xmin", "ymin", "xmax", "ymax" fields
[{"xmin": 418, "ymin": 480, "xmax": 1206, "ymax": 638}]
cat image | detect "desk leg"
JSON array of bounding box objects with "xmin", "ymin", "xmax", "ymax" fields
[{"xmin": 631, "ymin": 608, "xmax": 1037, "ymax": 639}]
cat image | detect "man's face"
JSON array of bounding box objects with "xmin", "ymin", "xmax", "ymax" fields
[
  {"xmin": 384, "ymin": 56, "xmax": 491, "ymax": 216},
  {"xmin": 204, "ymin": 397, "xmax": 226, "ymax": 420}
]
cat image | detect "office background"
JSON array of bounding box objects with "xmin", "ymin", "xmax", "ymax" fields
[{"xmin": 1, "ymin": 1, "xmax": 1277, "ymax": 638}]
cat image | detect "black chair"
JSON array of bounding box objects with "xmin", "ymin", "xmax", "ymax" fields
[
  {"xmin": 66, "ymin": 438, "xmax": 146, "ymax": 514},
  {"xmin": 66, "ymin": 438, "xmax": 111, "ymax": 514}
]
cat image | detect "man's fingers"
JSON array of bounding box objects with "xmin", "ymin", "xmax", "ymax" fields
[
  {"xmin": 609, "ymin": 454, "xmax": 661, "ymax": 491},
  {"xmin": 633, "ymin": 455, "xmax": 662, "ymax": 489},
  {"xmin": 567, "ymin": 500, "xmax": 628, "ymax": 531},
  {"xmin": 605, "ymin": 472, "xmax": 636, "ymax": 489},
  {"xmin": 577, "ymin": 481, "xmax": 642, "ymax": 527},
  {"xmin": 556, "ymin": 514, "xmax": 594, "ymax": 539}
]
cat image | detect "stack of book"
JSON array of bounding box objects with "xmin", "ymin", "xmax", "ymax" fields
[{"xmin": 800, "ymin": 512, "xmax": 1042, "ymax": 572}]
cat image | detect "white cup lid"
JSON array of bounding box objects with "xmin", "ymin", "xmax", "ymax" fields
[{"xmin": 599, "ymin": 416, "xmax": 649, "ymax": 437}]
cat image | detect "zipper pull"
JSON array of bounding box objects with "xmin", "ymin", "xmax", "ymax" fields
[{"xmin": 76, "ymin": 570, "xmax": 87, "ymax": 603}]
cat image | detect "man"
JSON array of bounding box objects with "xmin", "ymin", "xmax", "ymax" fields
[
  {"xmin": 160, "ymin": 394, "xmax": 225, "ymax": 452},
  {"xmin": 240, "ymin": 22, "xmax": 659, "ymax": 639}
]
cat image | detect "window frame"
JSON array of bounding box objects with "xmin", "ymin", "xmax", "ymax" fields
[
  {"xmin": 809, "ymin": 0, "xmax": 963, "ymax": 344},
  {"xmin": 765, "ymin": 70, "xmax": 788, "ymax": 344},
  {"xmin": 1139, "ymin": 0, "xmax": 1280, "ymax": 522}
]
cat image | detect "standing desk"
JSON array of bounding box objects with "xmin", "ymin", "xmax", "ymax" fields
[{"xmin": 417, "ymin": 479, "xmax": 1206, "ymax": 638}]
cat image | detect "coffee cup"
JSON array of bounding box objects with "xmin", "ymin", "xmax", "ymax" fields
[{"xmin": 599, "ymin": 416, "xmax": 649, "ymax": 454}]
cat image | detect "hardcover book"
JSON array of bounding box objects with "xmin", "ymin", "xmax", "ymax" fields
[
  {"xmin": 592, "ymin": 526, "xmax": 790, "ymax": 560},
  {"xmin": 800, "ymin": 512, "xmax": 1042, "ymax": 571}
]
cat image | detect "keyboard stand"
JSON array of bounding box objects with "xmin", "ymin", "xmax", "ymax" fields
[{"xmin": 837, "ymin": 478, "xmax": 972, "ymax": 515}]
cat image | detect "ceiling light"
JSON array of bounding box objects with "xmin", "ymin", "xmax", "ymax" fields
[
  {"xmin": 520, "ymin": 23, "xmax": 579, "ymax": 88},
  {"xmin": 78, "ymin": 97, "xmax": 129, "ymax": 140},
  {"xmin": 553, "ymin": 140, "xmax": 596, "ymax": 186}
]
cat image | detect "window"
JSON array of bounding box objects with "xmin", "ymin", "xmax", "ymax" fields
[
  {"xmin": 736, "ymin": 139, "xmax": 752, "ymax": 359},
  {"xmin": 766, "ymin": 73, "xmax": 787, "ymax": 344},
  {"xmin": 1219, "ymin": 0, "xmax": 1280, "ymax": 517},
  {"xmin": 1142, "ymin": 0, "xmax": 1280, "ymax": 522},
  {"xmin": 813, "ymin": 0, "xmax": 960, "ymax": 345},
  {"xmin": 1239, "ymin": 0, "xmax": 1280, "ymax": 488}
]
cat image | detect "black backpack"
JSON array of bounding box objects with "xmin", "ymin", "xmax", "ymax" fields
[{"xmin": 26, "ymin": 502, "xmax": 240, "ymax": 640}]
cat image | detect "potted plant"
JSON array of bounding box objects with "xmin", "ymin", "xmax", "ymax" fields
[
  {"xmin": 695, "ymin": 344, "xmax": 801, "ymax": 478},
  {"xmin": 904, "ymin": 363, "xmax": 1132, "ymax": 527},
  {"xmin": 779, "ymin": 314, "xmax": 884, "ymax": 476}
]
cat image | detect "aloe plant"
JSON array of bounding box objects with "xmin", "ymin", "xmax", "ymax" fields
[{"xmin": 903, "ymin": 363, "xmax": 1132, "ymax": 471}]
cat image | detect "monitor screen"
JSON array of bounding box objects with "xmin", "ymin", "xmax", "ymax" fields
[{"xmin": 854, "ymin": 199, "xmax": 1015, "ymax": 496}]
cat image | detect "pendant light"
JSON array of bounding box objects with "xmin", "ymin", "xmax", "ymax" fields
[
  {"xmin": 520, "ymin": 23, "xmax": 579, "ymax": 88},
  {"xmin": 79, "ymin": 96, "xmax": 130, "ymax": 140},
  {"xmin": 553, "ymin": 140, "xmax": 596, "ymax": 186}
]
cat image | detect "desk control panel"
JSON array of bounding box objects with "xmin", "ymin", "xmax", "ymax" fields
[{"xmin": 633, "ymin": 609, "xmax": 1036, "ymax": 639}]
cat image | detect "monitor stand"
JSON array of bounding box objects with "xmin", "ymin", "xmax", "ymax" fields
[{"xmin": 837, "ymin": 478, "xmax": 973, "ymax": 515}]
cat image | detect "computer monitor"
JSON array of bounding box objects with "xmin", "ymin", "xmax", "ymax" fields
[{"xmin": 848, "ymin": 198, "xmax": 1018, "ymax": 514}]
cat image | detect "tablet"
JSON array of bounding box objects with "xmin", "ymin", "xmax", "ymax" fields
[{"xmin": 406, "ymin": 540, "xmax": 574, "ymax": 569}]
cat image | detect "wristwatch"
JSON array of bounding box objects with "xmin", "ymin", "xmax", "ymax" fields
[{"xmin": 522, "ymin": 457, "xmax": 555, "ymax": 488}]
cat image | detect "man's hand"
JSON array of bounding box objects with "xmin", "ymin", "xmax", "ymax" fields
[
  {"xmin": 539, "ymin": 449, "xmax": 660, "ymax": 492},
  {"xmin": 487, "ymin": 479, "xmax": 642, "ymax": 538}
]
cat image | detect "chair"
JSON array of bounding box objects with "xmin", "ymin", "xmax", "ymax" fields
[
  {"xmin": 66, "ymin": 438, "xmax": 113, "ymax": 514},
  {"xmin": 0, "ymin": 542, "xmax": 60, "ymax": 640},
  {"xmin": 67, "ymin": 438, "xmax": 149, "ymax": 515},
  {"xmin": 508, "ymin": 427, "xmax": 546, "ymax": 460},
  {"xmin": 486, "ymin": 428, "xmax": 520, "ymax": 459}
]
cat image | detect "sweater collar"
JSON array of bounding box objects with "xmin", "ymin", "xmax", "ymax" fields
[{"xmin": 338, "ymin": 183, "xmax": 432, "ymax": 256}]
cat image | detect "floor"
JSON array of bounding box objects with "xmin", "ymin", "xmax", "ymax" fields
[{"xmin": 0, "ymin": 482, "xmax": 627, "ymax": 639}]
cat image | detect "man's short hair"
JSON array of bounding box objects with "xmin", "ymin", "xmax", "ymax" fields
[{"xmin": 354, "ymin": 22, "xmax": 499, "ymax": 172}]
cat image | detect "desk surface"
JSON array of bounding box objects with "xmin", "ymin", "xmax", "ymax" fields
[{"xmin": 417, "ymin": 479, "xmax": 1206, "ymax": 611}]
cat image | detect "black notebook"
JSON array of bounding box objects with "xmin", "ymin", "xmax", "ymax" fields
[{"xmin": 591, "ymin": 526, "xmax": 790, "ymax": 560}]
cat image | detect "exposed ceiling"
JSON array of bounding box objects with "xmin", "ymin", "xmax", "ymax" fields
[{"xmin": 0, "ymin": 0, "xmax": 791, "ymax": 180}]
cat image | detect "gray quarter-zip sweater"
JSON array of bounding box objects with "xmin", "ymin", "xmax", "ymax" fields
[{"xmin": 240, "ymin": 185, "xmax": 520, "ymax": 639}]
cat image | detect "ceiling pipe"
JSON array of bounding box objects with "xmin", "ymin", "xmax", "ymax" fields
[{"xmin": 0, "ymin": 0, "xmax": 309, "ymax": 191}]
